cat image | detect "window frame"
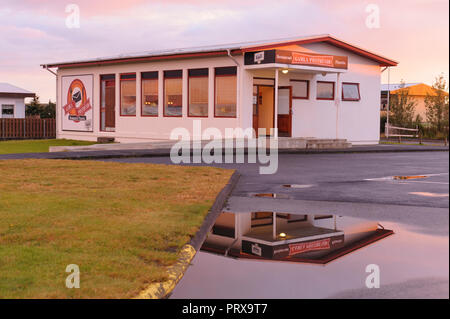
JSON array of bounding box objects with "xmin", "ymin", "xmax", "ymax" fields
[
  {"xmin": 1, "ymin": 104, "xmax": 14, "ymax": 117},
  {"xmin": 141, "ymin": 71, "xmax": 159, "ymax": 117},
  {"xmin": 341, "ymin": 82, "xmax": 361, "ymax": 101},
  {"xmin": 214, "ymin": 66, "xmax": 237, "ymax": 118},
  {"xmin": 316, "ymin": 81, "xmax": 335, "ymax": 101},
  {"xmin": 188, "ymin": 68, "xmax": 209, "ymax": 118},
  {"xmin": 119, "ymin": 73, "xmax": 136, "ymax": 117},
  {"xmin": 163, "ymin": 69, "xmax": 183, "ymax": 118},
  {"xmin": 290, "ymin": 79, "xmax": 309, "ymax": 99}
]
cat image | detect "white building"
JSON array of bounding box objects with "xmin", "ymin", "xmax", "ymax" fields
[
  {"xmin": 42, "ymin": 35, "xmax": 397, "ymax": 145},
  {"xmin": 0, "ymin": 83, "xmax": 35, "ymax": 118}
]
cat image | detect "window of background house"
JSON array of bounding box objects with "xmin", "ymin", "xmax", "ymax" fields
[
  {"xmin": 188, "ymin": 68, "xmax": 208, "ymax": 117},
  {"xmin": 342, "ymin": 82, "xmax": 361, "ymax": 101},
  {"xmin": 120, "ymin": 73, "xmax": 136, "ymax": 116},
  {"xmin": 164, "ymin": 70, "xmax": 182, "ymax": 117},
  {"xmin": 141, "ymin": 71, "xmax": 158, "ymax": 116},
  {"xmin": 316, "ymin": 81, "xmax": 335, "ymax": 100},
  {"xmin": 1, "ymin": 104, "xmax": 14, "ymax": 118},
  {"xmin": 291, "ymin": 80, "xmax": 309, "ymax": 99},
  {"xmin": 215, "ymin": 66, "xmax": 237, "ymax": 117}
]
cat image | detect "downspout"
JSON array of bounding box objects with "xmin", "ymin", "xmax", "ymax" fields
[
  {"xmin": 43, "ymin": 65, "xmax": 58, "ymax": 137},
  {"xmin": 226, "ymin": 49, "xmax": 242, "ymax": 129},
  {"xmin": 381, "ymin": 66, "xmax": 390, "ymax": 138}
]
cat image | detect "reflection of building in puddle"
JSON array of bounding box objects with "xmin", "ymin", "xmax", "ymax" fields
[{"xmin": 202, "ymin": 212, "xmax": 394, "ymax": 264}]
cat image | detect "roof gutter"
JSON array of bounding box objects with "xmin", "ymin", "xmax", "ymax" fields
[{"xmin": 227, "ymin": 49, "xmax": 242, "ymax": 128}]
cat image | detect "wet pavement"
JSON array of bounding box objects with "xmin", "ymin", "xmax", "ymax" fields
[
  {"xmin": 102, "ymin": 151, "xmax": 449, "ymax": 298},
  {"xmin": 171, "ymin": 218, "xmax": 448, "ymax": 298}
]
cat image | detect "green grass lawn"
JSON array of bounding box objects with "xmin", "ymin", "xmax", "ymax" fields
[
  {"xmin": 0, "ymin": 139, "xmax": 98, "ymax": 154},
  {"xmin": 0, "ymin": 159, "xmax": 233, "ymax": 298}
]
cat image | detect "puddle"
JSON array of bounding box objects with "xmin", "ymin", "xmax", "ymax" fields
[
  {"xmin": 252, "ymin": 193, "xmax": 291, "ymax": 199},
  {"xmin": 393, "ymin": 175, "xmax": 427, "ymax": 180},
  {"xmin": 282, "ymin": 184, "xmax": 315, "ymax": 189},
  {"xmin": 172, "ymin": 212, "xmax": 449, "ymax": 299},
  {"xmin": 200, "ymin": 212, "xmax": 392, "ymax": 264},
  {"xmin": 409, "ymin": 192, "xmax": 449, "ymax": 198},
  {"xmin": 365, "ymin": 172, "xmax": 449, "ymax": 182}
]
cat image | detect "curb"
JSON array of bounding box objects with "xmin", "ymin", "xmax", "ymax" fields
[
  {"xmin": 0, "ymin": 145, "xmax": 448, "ymax": 161},
  {"xmin": 134, "ymin": 170, "xmax": 240, "ymax": 299}
]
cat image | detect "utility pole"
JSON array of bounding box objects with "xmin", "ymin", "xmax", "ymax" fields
[{"xmin": 386, "ymin": 67, "xmax": 390, "ymax": 138}]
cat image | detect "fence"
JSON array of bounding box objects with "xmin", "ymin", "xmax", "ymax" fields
[
  {"xmin": 385, "ymin": 123, "xmax": 419, "ymax": 140},
  {"xmin": 0, "ymin": 118, "xmax": 56, "ymax": 140}
]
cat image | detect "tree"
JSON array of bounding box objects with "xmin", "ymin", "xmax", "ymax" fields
[
  {"xmin": 26, "ymin": 95, "xmax": 41, "ymax": 117},
  {"xmin": 25, "ymin": 97, "xmax": 56, "ymax": 119},
  {"xmin": 425, "ymin": 74, "xmax": 449, "ymax": 133},
  {"xmin": 389, "ymin": 81, "xmax": 417, "ymax": 127},
  {"xmin": 40, "ymin": 100, "xmax": 56, "ymax": 119}
]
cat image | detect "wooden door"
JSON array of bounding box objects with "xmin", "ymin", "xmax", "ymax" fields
[
  {"xmin": 277, "ymin": 86, "xmax": 292, "ymax": 137},
  {"xmin": 258, "ymin": 86, "xmax": 275, "ymax": 136},
  {"xmin": 104, "ymin": 80, "xmax": 115, "ymax": 129}
]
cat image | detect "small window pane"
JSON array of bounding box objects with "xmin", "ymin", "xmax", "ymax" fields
[
  {"xmin": 142, "ymin": 79, "xmax": 158, "ymax": 116},
  {"xmin": 121, "ymin": 79, "xmax": 136, "ymax": 115},
  {"xmin": 189, "ymin": 76, "xmax": 208, "ymax": 117},
  {"xmin": 164, "ymin": 77, "xmax": 182, "ymax": 116},
  {"xmin": 2, "ymin": 104, "xmax": 14, "ymax": 118},
  {"xmin": 215, "ymin": 75, "xmax": 237, "ymax": 117},
  {"xmin": 291, "ymin": 80, "xmax": 308, "ymax": 99},
  {"xmin": 316, "ymin": 82, "xmax": 334, "ymax": 100},
  {"xmin": 342, "ymin": 83, "xmax": 360, "ymax": 101}
]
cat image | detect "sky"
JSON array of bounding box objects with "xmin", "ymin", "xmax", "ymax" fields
[{"xmin": 0, "ymin": 0, "xmax": 448, "ymax": 102}]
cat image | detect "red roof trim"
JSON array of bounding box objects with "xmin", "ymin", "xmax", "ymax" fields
[
  {"xmin": 45, "ymin": 36, "xmax": 397, "ymax": 68},
  {"xmin": 46, "ymin": 50, "xmax": 238, "ymax": 68},
  {"xmin": 241, "ymin": 36, "xmax": 397, "ymax": 66}
]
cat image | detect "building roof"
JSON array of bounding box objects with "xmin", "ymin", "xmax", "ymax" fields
[
  {"xmin": 381, "ymin": 83, "xmax": 420, "ymax": 92},
  {"xmin": 41, "ymin": 34, "xmax": 398, "ymax": 69},
  {"xmin": 382, "ymin": 83, "xmax": 448, "ymax": 96},
  {"xmin": 0, "ymin": 82, "xmax": 35, "ymax": 98}
]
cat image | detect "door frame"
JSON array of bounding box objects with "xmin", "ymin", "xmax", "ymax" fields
[
  {"xmin": 277, "ymin": 86, "xmax": 293, "ymax": 137},
  {"xmin": 253, "ymin": 84, "xmax": 275, "ymax": 137}
]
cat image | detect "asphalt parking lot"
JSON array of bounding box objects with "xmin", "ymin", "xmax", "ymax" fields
[
  {"xmin": 104, "ymin": 151, "xmax": 449, "ymax": 217},
  {"xmin": 106, "ymin": 151, "xmax": 450, "ymax": 298}
]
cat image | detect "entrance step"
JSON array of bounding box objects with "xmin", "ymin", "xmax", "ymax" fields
[{"xmin": 305, "ymin": 138, "xmax": 352, "ymax": 149}]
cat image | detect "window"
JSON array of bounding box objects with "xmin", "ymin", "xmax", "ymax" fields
[
  {"xmin": 141, "ymin": 71, "xmax": 158, "ymax": 116},
  {"xmin": 290, "ymin": 80, "xmax": 309, "ymax": 99},
  {"xmin": 251, "ymin": 212, "xmax": 273, "ymax": 227},
  {"xmin": 316, "ymin": 81, "xmax": 335, "ymax": 100},
  {"xmin": 100, "ymin": 74, "xmax": 115, "ymax": 131},
  {"xmin": 188, "ymin": 68, "xmax": 208, "ymax": 117},
  {"xmin": 314, "ymin": 215, "xmax": 333, "ymax": 220},
  {"xmin": 215, "ymin": 66, "xmax": 237, "ymax": 117},
  {"xmin": 1, "ymin": 104, "xmax": 14, "ymax": 118},
  {"xmin": 342, "ymin": 82, "xmax": 361, "ymax": 101},
  {"xmin": 120, "ymin": 73, "xmax": 136, "ymax": 116},
  {"xmin": 164, "ymin": 70, "xmax": 182, "ymax": 117}
]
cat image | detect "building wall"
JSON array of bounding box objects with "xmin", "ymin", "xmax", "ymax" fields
[
  {"xmin": 56, "ymin": 42, "xmax": 382, "ymax": 144},
  {"xmin": 278, "ymin": 43, "xmax": 381, "ymax": 144},
  {"xmin": 0, "ymin": 97, "xmax": 26, "ymax": 118},
  {"xmin": 414, "ymin": 96, "xmax": 428, "ymax": 122},
  {"xmin": 57, "ymin": 56, "xmax": 246, "ymax": 142}
]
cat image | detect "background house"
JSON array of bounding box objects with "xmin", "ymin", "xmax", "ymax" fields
[
  {"xmin": 0, "ymin": 83, "xmax": 35, "ymax": 118},
  {"xmin": 381, "ymin": 82, "xmax": 448, "ymax": 122}
]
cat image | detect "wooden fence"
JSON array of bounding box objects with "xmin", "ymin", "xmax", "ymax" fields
[{"xmin": 0, "ymin": 118, "xmax": 56, "ymax": 140}]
